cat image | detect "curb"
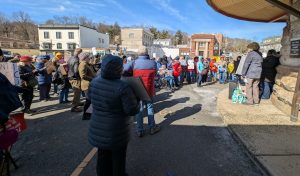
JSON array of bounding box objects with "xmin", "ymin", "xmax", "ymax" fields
[
  {"xmin": 216, "ymin": 89, "xmax": 272, "ymax": 176},
  {"xmin": 227, "ymin": 126, "xmax": 272, "ymax": 176}
]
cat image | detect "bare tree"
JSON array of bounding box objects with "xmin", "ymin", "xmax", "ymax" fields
[{"xmin": 13, "ymin": 11, "xmax": 33, "ymax": 40}]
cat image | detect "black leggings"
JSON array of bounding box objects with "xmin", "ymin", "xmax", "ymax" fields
[
  {"xmin": 22, "ymin": 87, "xmax": 34, "ymax": 110},
  {"xmin": 83, "ymin": 90, "xmax": 91, "ymax": 114},
  {"xmin": 97, "ymin": 146, "xmax": 127, "ymax": 176}
]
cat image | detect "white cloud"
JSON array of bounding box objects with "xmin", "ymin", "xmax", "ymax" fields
[{"xmin": 150, "ymin": 0, "xmax": 186, "ymax": 22}]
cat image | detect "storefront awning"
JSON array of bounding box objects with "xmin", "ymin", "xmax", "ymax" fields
[{"xmin": 206, "ymin": 0, "xmax": 289, "ymax": 22}]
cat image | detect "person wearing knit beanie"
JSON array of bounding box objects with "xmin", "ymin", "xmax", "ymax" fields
[
  {"xmin": 78, "ymin": 52, "xmax": 90, "ymax": 62},
  {"xmin": 55, "ymin": 52, "xmax": 63, "ymax": 60}
]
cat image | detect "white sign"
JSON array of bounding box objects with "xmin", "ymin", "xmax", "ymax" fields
[
  {"xmin": 92, "ymin": 47, "xmax": 97, "ymax": 56},
  {"xmin": 188, "ymin": 60, "xmax": 195, "ymax": 70},
  {"xmin": 0, "ymin": 63, "xmax": 21, "ymax": 86}
]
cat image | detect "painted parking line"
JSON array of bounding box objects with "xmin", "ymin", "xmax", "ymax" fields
[{"xmin": 70, "ymin": 147, "xmax": 98, "ymax": 176}]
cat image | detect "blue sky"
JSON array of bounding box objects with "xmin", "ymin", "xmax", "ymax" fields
[{"xmin": 2, "ymin": 0, "xmax": 286, "ymax": 42}]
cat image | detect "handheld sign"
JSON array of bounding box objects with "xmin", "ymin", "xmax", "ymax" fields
[
  {"xmin": 121, "ymin": 77, "xmax": 151, "ymax": 101},
  {"xmin": 0, "ymin": 63, "xmax": 21, "ymax": 86}
]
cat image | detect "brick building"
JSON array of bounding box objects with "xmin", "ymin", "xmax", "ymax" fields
[{"xmin": 190, "ymin": 34, "xmax": 222, "ymax": 58}]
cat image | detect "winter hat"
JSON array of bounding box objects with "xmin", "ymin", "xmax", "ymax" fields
[
  {"xmin": 101, "ymin": 54, "xmax": 123, "ymax": 80},
  {"xmin": 78, "ymin": 52, "xmax": 90, "ymax": 61},
  {"xmin": 55, "ymin": 52, "xmax": 63, "ymax": 60},
  {"xmin": 37, "ymin": 55, "xmax": 50, "ymax": 60},
  {"xmin": 20, "ymin": 56, "xmax": 33, "ymax": 62},
  {"xmin": 247, "ymin": 42, "xmax": 260, "ymax": 51}
]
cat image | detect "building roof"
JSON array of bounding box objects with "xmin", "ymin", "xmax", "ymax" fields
[
  {"xmin": 206, "ymin": 0, "xmax": 288, "ymax": 22},
  {"xmin": 38, "ymin": 24, "xmax": 97, "ymax": 31},
  {"xmin": 191, "ymin": 34, "xmax": 215, "ymax": 39}
]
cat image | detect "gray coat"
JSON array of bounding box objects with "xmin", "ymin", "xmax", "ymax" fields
[
  {"xmin": 242, "ymin": 51, "xmax": 263, "ymax": 79},
  {"xmin": 88, "ymin": 55, "xmax": 140, "ymax": 149}
]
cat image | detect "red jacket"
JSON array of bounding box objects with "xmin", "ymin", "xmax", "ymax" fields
[
  {"xmin": 172, "ymin": 62, "xmax": 182, "ymax": 77},
  {"xmin": 133, "ymin": 55, "xmax": 157, "ymax": 97},
  {"xmin": 210, "ymin": 61, "xmax": 218, "ymax": 73}
]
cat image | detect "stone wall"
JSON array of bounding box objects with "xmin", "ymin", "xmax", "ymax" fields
[{"xmin": 272, "ymin": 0, "xmax": 300, "ymax": 116}]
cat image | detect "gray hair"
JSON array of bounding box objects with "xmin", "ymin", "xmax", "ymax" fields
[{"xmin": 138, "ymin": 46, "xmax": 148, "ymax": 55}]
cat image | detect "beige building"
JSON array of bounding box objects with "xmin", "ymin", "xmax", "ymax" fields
[{"xmin": 121, "ymin": 28, "xmax": 154, "ymax": 52}]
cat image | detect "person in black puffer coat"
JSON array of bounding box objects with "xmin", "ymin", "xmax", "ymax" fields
[
  {"xmin": 88, "ymin": 54, "xmax": 140, "ymax": 176},
  {"xmin": 260, "ymin": 49, "xmax": 280, "ymax": 99}
]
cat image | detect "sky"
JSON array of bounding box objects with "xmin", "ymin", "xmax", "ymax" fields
[{"xmin": 2, "ymin": 0, "xmax": 286, "ymax": 42}]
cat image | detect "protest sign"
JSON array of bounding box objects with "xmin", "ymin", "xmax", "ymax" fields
[{"xmin": 0, "ymin": 62, "xmax": 21, "ymax": 86}]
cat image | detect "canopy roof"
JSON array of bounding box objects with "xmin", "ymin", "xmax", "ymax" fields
[{"xmin": 206, "ymin": 0, "xmax": 289, "ymax": 22}]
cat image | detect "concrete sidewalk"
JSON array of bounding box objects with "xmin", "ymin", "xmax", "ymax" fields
[{"xmin": 217, "ymin": 88, "xmax": 300, "ymax": 176}]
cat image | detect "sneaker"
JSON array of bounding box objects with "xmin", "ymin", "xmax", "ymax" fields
[
  {"xmin": 150, "ymin": 125, "xmax": 161, "ymax": 135},
  {"xmin": 136, "ymin": 131, "xmax": 145, "ymax": 138},
  {"xmin": 71, "ymin": 107, "xmax": 83, "ymax": 112}
]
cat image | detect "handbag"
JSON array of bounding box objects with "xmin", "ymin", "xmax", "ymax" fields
[{"xmin": 26, "ymin": 78, "xmax": 38, "ymax": 87}]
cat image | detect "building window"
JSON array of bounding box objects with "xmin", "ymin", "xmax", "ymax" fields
[
  {"xmin": 44, "ymin": 32, "xmax": 49, "ymax": 39},
  {"xmin": 102, "ymin": 39, "xmax": 104, "ymax": 43},
  {"xmin": 56, "ymin": 32, "xmax": 62, "ymax": 39},
  {"xmin": 199, "ymin": 42, "xmax": 206, "ymax": 47},
  {"xmin": 129, "ymin": 33, "xmax": 134, "ymax": 39},
  {"xmin": 69, "ymin": 32, "xmax": 74, "ymax": 39},
  {"xmin": 43, "ymin": 43, "xmax": 51, "ymax": 49},
  {"xmin": 67, "ymin": 43, "xmax": 76, "ymax": 50},
  {"xmin": 57, "ymin": 43, "xmax": 62, "ymax": 49}
]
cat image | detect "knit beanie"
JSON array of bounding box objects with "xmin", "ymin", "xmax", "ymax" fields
[
  {"xmin": 37, "ymin": 55, "xmax": 51, "ymax": 60},
  {"xmin": 247, "ymin": 42, "xmax": 260, "ymax": 51},
  {"xmin": 78, "ymin": 52, "xmax": 90, "ymax": 62},
  {"xmin": 20, "ymin": 56, "xmax": 33, "ymax": 62}
]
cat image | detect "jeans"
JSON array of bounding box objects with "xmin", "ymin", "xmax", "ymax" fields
[
  {"xmin": 165, "ymin": 76, "xmax": 175, "ymax": 89},
  {"xmin": 228, "ymin": 73, "xmax": 235, "ymax": 81},
  {"xmin": 187, "ymin": 71, "xmax": 195, "ymax": 83},
  {"xmin": 97, "ymin": 146, "xmax": 127, "ymax": 176},
  {"xmin": 260, "ymin": 81, "xmax": 274, "ymax": 99},
  {"xmin": 180, "ymin": 69, "xmax": 187, "ymax": 84},
  {"xmin": 136, "ymin": 100, "xmax": 156, "ymax": 132},
  {"xmin": 39, "ymin": 84, "xmax": 51, "ymax": 100},
  {"xmin": 53, "ymin": 83, "xmax": 58, "ymax": 94},
  {"xmin": 59, "ymin": 88, "xmax": 69, "ymax": 103},
  {"xmin": 219, "ymin": 71, "xmax": 227, "ymax": 84},
  {"xmin": 197, "ymin": 73, "xmax": 202, "ymax": 86}
]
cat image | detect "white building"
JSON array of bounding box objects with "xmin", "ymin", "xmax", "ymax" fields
[
  {"xmin": 153, "ymin": 39, "xmax": 172, "ymax": 47},
  {"xmin": 260, "ymin": 36, "xmax": 282, "ymax": 54},
  {"xmin": 38, "ymin": 24, "xmax": 109, "ymax": 54}
]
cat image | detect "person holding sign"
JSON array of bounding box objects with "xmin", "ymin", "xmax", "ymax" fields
[
  {"xmin": 18, "ymin": 56, "xmax": 38, "ymax": 114},
  {"xmin": 133, "ymin": 46, "xmax": 160, "ymax": 137},
  {"xmin": 88, "ymin": 55, "xmax": 139, "ymax": 176},
  {"xmin": 36, "ymin": 55, "xmax": 52, "ymax": 102}
]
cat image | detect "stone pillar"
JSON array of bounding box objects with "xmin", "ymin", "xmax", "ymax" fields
[{"xmin": 271, "ymin": 0, "xmax": 300, "ymax": 117}]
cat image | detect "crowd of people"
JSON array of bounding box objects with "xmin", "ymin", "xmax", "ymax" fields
[{"xmin": 0, "ymin": 42, "xmax": 280, "ymax": 175}]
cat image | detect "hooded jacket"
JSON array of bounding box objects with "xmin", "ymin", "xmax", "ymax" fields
[{"xmin": 88, "ymin": 55, "xmax": 140, "ymax": 149}]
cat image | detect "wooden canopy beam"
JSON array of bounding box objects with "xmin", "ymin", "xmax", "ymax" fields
[{"xmin": 266, "ymin": 0, "xmax": 300, "ymax": 18}]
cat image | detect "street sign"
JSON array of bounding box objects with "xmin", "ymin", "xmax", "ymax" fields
[{"xmin": 290, "ymin": 38, "xmax": 300, "ymax": 57}]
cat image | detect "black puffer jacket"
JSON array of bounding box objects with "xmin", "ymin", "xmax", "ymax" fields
[
  {"xmin": 88, "ymin": 55, "xmax": 140, "ymax": 149},
  {"xmin": 261, "ymin": 55, "xmax": 280, "ymax": 83}
]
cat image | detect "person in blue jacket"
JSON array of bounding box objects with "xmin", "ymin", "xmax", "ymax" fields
[
  {"xmin": 197, "ymin": 58, "xmax": 205, "ymax": 87},
  {"xmin": 36, "ymin": 55, "xmax": 52, "ymax": 101}
]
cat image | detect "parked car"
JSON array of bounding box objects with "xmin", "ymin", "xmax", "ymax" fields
[{"xmin": 3, "ymin": 50, "xmax": 13, "ymax": 61}]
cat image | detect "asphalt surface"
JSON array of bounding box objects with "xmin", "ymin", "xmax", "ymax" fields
[{"xmin": 11, "ymin": 83, "xmax": 264, "ymax": 176}]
